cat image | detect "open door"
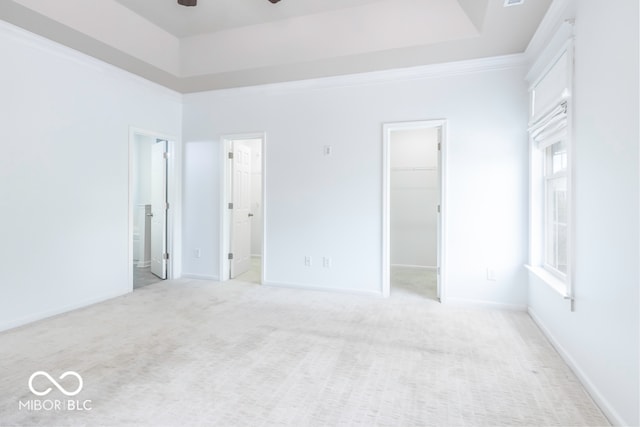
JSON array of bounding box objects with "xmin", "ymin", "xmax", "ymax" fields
[
  {"xmin": 382, "ymin": 120, "xmax": 446, "ymax": 300},
  {"xmin": 230, "ymin": 143, "xmax": 252, "ymax": 278},
  {"xmin": 150, "ymin": 139, "xmax": 167, "ymax": 279}
]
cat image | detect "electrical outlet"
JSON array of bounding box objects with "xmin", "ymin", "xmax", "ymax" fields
[
  {"xmin": 195, "ymin": 248, "xmax": 201, "ymax": 258},
  {"xmin": 323, "ymin": 257, "xmax": 331, "ymax": 268},
  {"xmin": 486, "ymin": 268, "xmax": 496, "ymax": 281},
  {"xmin": 304, "ymin": 256, "xmax": 312, "ymax": 267}
]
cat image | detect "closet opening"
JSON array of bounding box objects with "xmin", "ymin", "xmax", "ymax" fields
[{"xmin": 382, "ymin": 120, "xmax": 446, "ymax": 301}]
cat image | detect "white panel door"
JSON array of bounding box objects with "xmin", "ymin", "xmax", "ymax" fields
[
  {"xmin": 230, "ymin": 144, "xmax": 252, "ymax": 278},
  {"xmin": 150, "ymin": 140, "xmax": 167, "ymax": 279}
]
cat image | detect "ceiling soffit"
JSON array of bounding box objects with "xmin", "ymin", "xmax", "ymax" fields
[
  {"xmin": 456, "ymin": 0, "xmax": 489, "ymax": 31},
  {"xmin": 180, "ymin": 0, "xmax": 480, "ymax": 77}
]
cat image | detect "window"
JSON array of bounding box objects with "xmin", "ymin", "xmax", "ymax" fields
[
  {"xmin": 527, "ymin": 37, "xmax": 573, "ymax": 294},
  {"xmin": 544, "ymin": 138, "xmax": 568, "ymax": 276},
  {"xmin": 529, "ymin": 98, "xmax": 570, "ymax": 286}
]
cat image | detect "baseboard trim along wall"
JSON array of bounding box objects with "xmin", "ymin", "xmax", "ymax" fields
[
  {"xmin": 263, "ymin": 281, "xmax": 383, "ymax": 298},
  {"xmin": 0, "ymin": 290, "xmax": 130, "ymax": 333},
  {"xmin": 445, "ymin": 297, "xmax": 527, "ymax": 312},
  {"xmin": 528, "ymin": 308, "xmax": 623, "ymax": 426}
]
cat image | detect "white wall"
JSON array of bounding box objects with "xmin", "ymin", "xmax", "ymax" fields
[
  {"xmin": 390, "ymin": 127, "xmax": 438, "ymax": 267},
  {"xmin": 182, "ymin": 59, "xmax": 529, "ymax": 304},
  {"xmin": 181, "ymin": 141, "xmax": 220, "ymax": 279},
  {"xmin": 527, "ymin": 1, "xmax": 639, "ymax": 425},
  {"xmin": 0, "ymin": 22, "xmax": 182, "ymax": 331}
]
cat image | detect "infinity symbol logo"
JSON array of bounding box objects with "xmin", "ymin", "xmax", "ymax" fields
[{"xmin": 28, "ymin": 371, "xmax": 83, "ymax": 397}]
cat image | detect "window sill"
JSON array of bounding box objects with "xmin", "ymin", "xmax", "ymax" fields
[{"xmin": 525, "ymin": 265, "xmax": 568, "ymax": 298}]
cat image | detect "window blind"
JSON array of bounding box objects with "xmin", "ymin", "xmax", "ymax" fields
[{"xmin": 529, "ymin": 101, "xmax": 568, "ymax": 149}]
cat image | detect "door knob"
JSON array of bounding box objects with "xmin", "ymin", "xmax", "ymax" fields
[{"xmin": 248, "ymin": 213, "xmax": 254, "ymax": 217}]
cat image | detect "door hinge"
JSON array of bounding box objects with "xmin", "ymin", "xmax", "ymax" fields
[
  {"xmin": 165, "ymin": 202, "xmax": 170, "ymax": 210},
  {"xmin": 437, "ymin": 205, "xmax": 441, "ymax": 213},
  {"xmin": 228, "ymin": 202, "xmax": 234, "ymax": 209},
  {"xmin": 228, "ymin": 253, "xmax": 234, "ymax": 260},
  {"xmin": 228, "ymin": 152, "xmax": 234, "ymax": 160},
  {"xmin": 163, "ymin": 253, "xmax": 169, "ymax": 260},
  {"xmin": 163, "ymin": 152, "xmax": 169, "ymax": 159},
  {"xmin": 437, "ymin": 142, "xmax": 441, "ymax": 151}
]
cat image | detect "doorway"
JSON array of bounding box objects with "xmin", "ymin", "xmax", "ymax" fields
[
  {"xmin": 221, "ymin": 134, "xmax": 265, "ymax": 284},
  {"xmin": 382, "ymin": 120, "xmax": 446, "ymax": 300},
  {"xmin": 129, "ymin": 129, "xmax": 175, "ymax": 289}
]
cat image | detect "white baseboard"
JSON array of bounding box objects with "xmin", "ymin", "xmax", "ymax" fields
[
  {"xmin": 445, "ymin": 297, "xmax": 527, "ymax": 311},
  {"xmin": 0, "ymin": 289, "xmax": 130, "ymax": 333},
  {"xmin": 181, "ymin": 273, "xmax": 219, "ymax": 281},
  {"xmin": 391, "ymin": 264, "xmax": 437, "ymax": 270},
  {"xmin": 262, "ymin": 280, "xmax": 382, "ymax": 298},
  {"xmin": 136, "ymin": 261, "xmax": 151, "ymax": 268},
  {"xmin": 250, "ymin": 254, "xmax": 262, "ymax": 259},
  {"xmin": 528, "ymin": 307, "xmax": 624, "ymax": 426}
]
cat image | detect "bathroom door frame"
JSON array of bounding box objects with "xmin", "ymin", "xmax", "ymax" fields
[
  {"xmin": 382, "ymin": 119, "xmax": 447, "ymax": 301},
  {"xmin": 128, "ymin": 127, "xmax": 181, "ymax": 290}
]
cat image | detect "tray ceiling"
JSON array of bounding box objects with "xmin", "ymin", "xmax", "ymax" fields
[{"xmin": 0, "ymin": 0, "xmax": 552, "ymax": 92}]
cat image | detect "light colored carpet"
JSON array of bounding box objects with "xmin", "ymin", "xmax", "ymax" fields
[{"xmin": 0, "ymin": 277, "xmax": 608, "ymax": 426}]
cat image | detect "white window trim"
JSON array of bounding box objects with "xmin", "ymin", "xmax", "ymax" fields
[
  {"xmin": 525, "ymin": 265, "xmax": 568, "ymax": 297},
  {"xmin": 542, "ymin": 138, "xmax": 568, "ymax": 280},
  {"xmin": 526, "ymin": 37, "xmax": 575, "ymax": 306}
]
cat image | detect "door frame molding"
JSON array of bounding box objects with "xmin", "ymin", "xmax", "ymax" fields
[
  {"xmin": 128, "ymin": 127, "xmax": 181, "ymax": 290},
  {"xmin": 220, "ymin": 132, "xmax": 267, "ymax": 283},
  {"xmin": 382, "ymin": 120, "xmax": 447, "ymax": 300}
]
